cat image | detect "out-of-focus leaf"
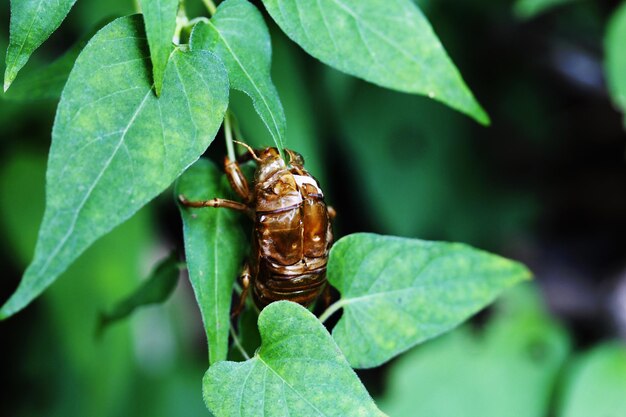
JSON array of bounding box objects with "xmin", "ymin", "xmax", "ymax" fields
[
  {"xmin": 191, "ymin": 0, "xmax": 286, "ymax": 151},
  {"xmin": 326, "ymin": 233, "xmax": 531, "ymax": 368},
  {"xmin": 339, "ymin": 85, "xmax": 462, "ymax": 237},
  {"xmin": 514, "ymin": 0, "xmax": 577, "ymax": 19},
  {"xmin": 0, "ymin": 149, "xmax": 154, "ymax": 417},
  {"xmin": 337, "ymin": 84, "xmax": 535, "ymax": 244},
  {"xmin": 3, "ymin": 20, "xmax": 111, "ymax": 102},
  {"xmin": 141, "ymin": 0, "xmax": 179, "ymax": 96},
  {"xmin": 558, "ymin": 342, "xmax": 626, "ymax": 417},
  {"xmin": 203, "ymin": 301, "xmax": 386, "ymax": 417},
  {"xmin": 379, "ymin": 284, "xmax": 570, "ymax": 417},
  {"xmin": 68, "ymin": 0, "xmax": 134, "ymax": 30},
  {"xmin": 0, "ymin": 16, "xmax": 229, "ymax": 319},
  {"xmin": 175, "ymin": 159, "xmax": 247, "ymax": 364},
  {"xmin": 4, "ymin": 0, "xmax": 78, "ymax": 91},
  {"xmin": 261, "ymin": 0, "xmax": 489, "ymax": 125},
  {"xmin": 98, "ymin": 252, "xmax": 180, "ymax": 334},
  {"xmin": 605, "ymin": 2, "xmax": 626, "ymax": 127}
]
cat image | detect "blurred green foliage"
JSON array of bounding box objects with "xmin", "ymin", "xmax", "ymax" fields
[
  {"xmin": 514, "ymin": 0, "xmax": 578, "ymax": 19},
  {"xmin": 379, "ymin": 284, "xmax": 570, "ymax": 417},
  {"xmin": 558, "ymin": 343, "xmax": 626, "ymax": 417},
  {"xmin": 0, "ymin": 153, "xmax": 209, "ymax": 416}
]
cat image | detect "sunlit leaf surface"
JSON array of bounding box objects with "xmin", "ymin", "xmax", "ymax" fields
[
  {"xmin": 327, "ymin": 233, "xmax": 531, "ymax": 368},
  {"xmin": 203, "ymin": 301, "xmax": 386, "ymax": 417},
  {"xmin": 261, "ymin": 0, "xmax": 489, "ymax": 124},
  {"xmin": 0, "ymin": 15, "xmax": 229, "ymax": 319}
]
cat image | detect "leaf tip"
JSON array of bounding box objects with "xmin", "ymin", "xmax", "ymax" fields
[
  {"xmin": 0, "ymin": 297, "xmax": 18, "ymax": 320},
  {"xmin": 3, "ymin": 64, "xmax": 17, "ymax": 93},
  {"xmin": 477, "ymin": 110, "xmax": 491, "ymax": 126},
  {"xmin": 469, "ymin": 102, "xmax": 491, "ymax": 126}
]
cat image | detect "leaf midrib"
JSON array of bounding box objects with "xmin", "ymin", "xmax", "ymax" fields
[
  {"xmin": 37, "ymin": 88, "xmax": 153, "ymax": 277},
  {"xmin": 292, "ymin": 0, "xmax": 428, "ymax": 71},
  {"xmin": 256, "ymin": 355, "xmax": 326, "ymax": 416},
  {"xmin": 6, "ymin": 0, "xmax": 46, "ymax": 78}
]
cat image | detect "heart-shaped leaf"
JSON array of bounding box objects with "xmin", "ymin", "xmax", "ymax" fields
[
  {"xmin": 326, "ymin": 233, "xmax": 531, "ymax": 368},
  {"xmin": 191, "ymin": 0, "xmax": 286, "ymax": 150},
  {"xmin": 176, "ymin": 158, "xmax": 247, "ymax": 364},
  {"xmin": 141, "ymin": 0, "xmax": 179, "ymax": 96},
  {"xmin": 261, "ymin": 0, "xmax": 489, "ymax": 125},
  {"xmin": 203, "ymin": 301, "xmax": 386, "ymax": 417},
  {"xmin": 0, "ymin": 15, "xmax": 229, "ymax": 319},
  {"xmin": 4, "ymin": 0, "xmax": 78, "ymax": 91}
]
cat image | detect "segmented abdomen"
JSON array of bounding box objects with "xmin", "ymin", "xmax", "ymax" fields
[{"xmin": 252, "ymin": 191, "xmax": 331, "ymax": 308}]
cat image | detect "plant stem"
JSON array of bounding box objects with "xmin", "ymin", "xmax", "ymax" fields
[
  {"xmin": 202, "ymin": 0, "xmax": 218, "ymax": 15},
  {"xmin": 224, "ymin": 111, "xmax": 236, "ymax": 162},
  {"xmin": 172, "ymin": 2, "xmax": 190, "ymax": 45},
  {"xmin": 318, "ymin": 299, "xmax": 348, "ymax": 324},
  {"xmin": 230, "ymin": 325, "xmax": 250, "ymax": 360},
  {"xmin": 229, "ymin": 112, "xmax": 245, "ymax": 143}
]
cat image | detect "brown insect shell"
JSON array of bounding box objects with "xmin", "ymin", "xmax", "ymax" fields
[
  {"xmin": 253, "ymin": 149, "xmax": 303, "ymax": 214},
  {"xmin": 249, "ymin": 148, "xmax": 332, "ymax": 308},
  {"xmin": 252, "ymin": 149, "xmax": 304, "ymax": 267}
]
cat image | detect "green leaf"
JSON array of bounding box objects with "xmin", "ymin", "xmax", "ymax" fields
[
  {"xmin": 261, "ymin": 0, "xmax": 489, "ymax": 125},
  {"xmin": 605, "ymin": 2, "xmax": 626, "ymax": 127},
  {"xmin": 98, "ymin": 252, "xmax": 180, "ymax": 334},
  {"xmin": 175, "ymin": 158, "xmax": 247, "ymax": 364},
  {"xmin": 4, "ymin": 0, "xmax": 78, "ymax": 91},
  {"xmin": 229, "ymin": 29, "xmax": 324, "ymax": 182},
  {"xmin": 141, "ymin": 0, "xmax": 179, "ymax": 96},
  {"xmin": 558, "ymin": 342, "xmax": 626, "ymax": 417},
  {"xmin": 514, "ymin": 0, "xmax": 577, "ymax": 19},
  {"xmin": 203, "ymin": 301, "xmax": 385, "ymax": 417},
  {"xmin": 379, "ymin": 284, "xmax": 570, "ymax": 417},
  {"xmin": 0, "ymin": 15, "xmax": 229, "ymax": 319},
  {"xmin": 191, "ymin": 0, "xmax": 286, "ymax": 149},
  {"xmin": 325, "ymin": 233, "xmax": 531, "ymax": 368},
  {"xmin": 3, "ymin": 20, "xmax": 111, "ymax": 102}
]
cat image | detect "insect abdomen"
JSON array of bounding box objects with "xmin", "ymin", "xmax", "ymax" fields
[{"xmin": 253, "ymin": 195, "xmax": 331, "ymax": 308}]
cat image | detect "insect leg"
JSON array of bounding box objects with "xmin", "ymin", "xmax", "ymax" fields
[
  {"xmin": 327, "ymin": 206, "xmax": 337, "ymax": 220},
  {"xmin": 178, "ymin": 195, "xmax": 254, "ymax": 218},
  {"xmin": 321, "ymin": 284, "xmax": 332, "ymax": 310},
  {"xmin": 223, "ymin": 156, "xmax": 252, "ymax": 203},
  {"xmin": 231, "ymin": 263, "xmax": 251, "ymax": 318}
]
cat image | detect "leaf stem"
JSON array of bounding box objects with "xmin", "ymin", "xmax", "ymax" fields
[
  {"xmin": 230, "ymin": 325, "xmax": 250, "ymax": 360},
  {"xmin": 202, "ymin": 0, "xmax": 218, "ymax": 16},
  {"xmin": 318, "ymin": 299, "xmax": 348, "ymax": 324},
  {"xmin": 224, "ymin": 111, "xmax": 236, "ymax": 162},
  {"xmin": 173, "ymin": 4, "xmax": 189, "ymax": 45}
]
